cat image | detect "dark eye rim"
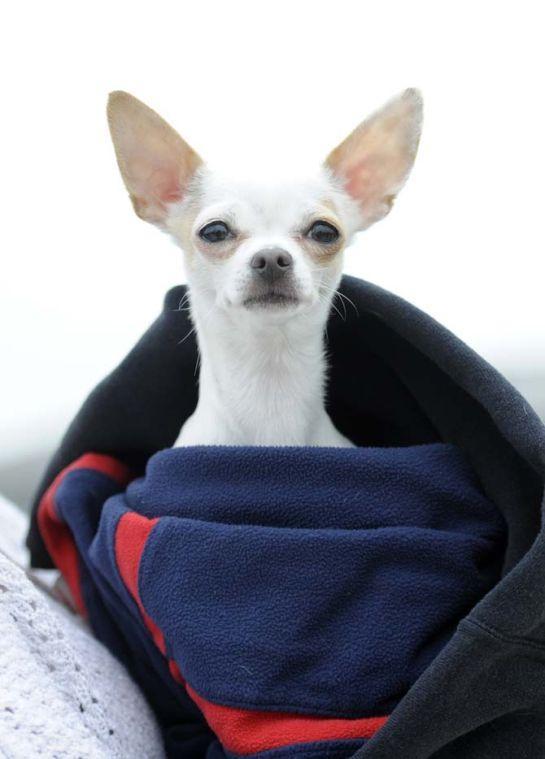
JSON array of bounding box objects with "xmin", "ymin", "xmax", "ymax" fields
[
  {"xmin": 198, "ymin": 220, "xmax": 233, "ymax": 243},
  {"xmin": 305, "ymin": 219, "xmax": 341, "ymax": 244}
]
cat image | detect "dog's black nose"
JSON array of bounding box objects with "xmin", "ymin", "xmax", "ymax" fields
[{"xmin": 250, "ymin": 248, "xmax": 293, "ymax": 283}]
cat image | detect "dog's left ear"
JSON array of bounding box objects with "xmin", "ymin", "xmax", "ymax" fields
[
  {"xmin": 325, "ymin": 88, "xmax": 423, "ymax": 230},
  {"xmin": 107, "ymin": 91, "xmax": 203, "ymax": 225}
]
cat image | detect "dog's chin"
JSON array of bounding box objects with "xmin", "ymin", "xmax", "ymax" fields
[{"xmin": 241, "ymin": 290, "xmax": 301, "ymax": 311}]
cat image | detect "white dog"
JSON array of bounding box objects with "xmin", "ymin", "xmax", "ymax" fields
[{"xmin": 107, "ymin": 89, "xmax": 422, "ymax": 447}]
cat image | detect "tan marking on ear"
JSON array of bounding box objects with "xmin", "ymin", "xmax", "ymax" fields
[{"xmin": 107, "ymin": 91, "xmax": 203, "ymax": 225}]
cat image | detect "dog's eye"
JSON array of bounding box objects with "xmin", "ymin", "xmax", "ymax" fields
[
  {"xmin": 307, "ymin": 220, "xmax": 340, "ymax": 244},
  {"xmin": 199, "ymin": 221, "xmax": 232, "ymax": 243}
]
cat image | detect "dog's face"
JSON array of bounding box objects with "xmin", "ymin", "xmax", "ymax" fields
[
  {"xmin": 107, "ymin": 90, "xmax": 422, "ymax": 323},
  {"xmin": 168, "ymin": 171, "xmax": 354, "ymax": 318}
]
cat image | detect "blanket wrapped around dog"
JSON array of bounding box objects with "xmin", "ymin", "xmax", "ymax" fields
[
  {"xmin": 27, "ymin": 275, "xmax": 545, "ymax": 759},
  {"xmin": 37, "ymin": 443, "xmax": 504, "ymax": 758}
]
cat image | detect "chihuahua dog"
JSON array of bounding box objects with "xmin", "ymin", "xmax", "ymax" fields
[{"xmin": 107, "ymin": 89, "xmax": 422, "ymax": 447}]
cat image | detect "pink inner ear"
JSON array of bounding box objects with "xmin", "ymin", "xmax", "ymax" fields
[
  {"xmin": 344, "ymin": 158, "xmax": 373, "ymax": 207},
  {"xmin": 147, "ymin": 167, "xmax": 183, "ymax": 205},
  {"xmin": 345, "ymin": 159, "xmax": 367, "ymax": 200},
  {"xmin": 343, "ymin": 153, "xmax": 393, "ymax": 214},
  {"xmin": 128, "ymin": 152, "xmax": 183, "ymax": 210}
]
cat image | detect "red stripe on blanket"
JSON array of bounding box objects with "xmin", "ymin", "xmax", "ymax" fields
[
  {"xmin": 38, "ymin": 453, "xmax": 132, "ymax": 616},
  {"xmin": 114, "ymin": 512, "xmax": 166, "ymax": 654},
  {"xmin": 169, "ymin": 658, "xmax": 387, "ymax": 754},
  {"xmin": 185, "ymin": 683, "xmax": 388, "ymax": 755},
  {"xmin": 111, "ymin": 499, "xmax": 389, "ymax": 755}
]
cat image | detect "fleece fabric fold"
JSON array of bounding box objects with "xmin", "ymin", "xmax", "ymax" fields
[{"xmin": 37, "ymin": 444, "xmax": 504, "ymax": 757}]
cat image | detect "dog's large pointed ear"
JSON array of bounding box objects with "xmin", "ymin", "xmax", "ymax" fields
[
  {"xmin": 107, "ymin": 91, "xmax": 203, "ymax": 225},
  {"xmin": 325, "ymin": 88, "xmax": 423, "ymax": 230}
]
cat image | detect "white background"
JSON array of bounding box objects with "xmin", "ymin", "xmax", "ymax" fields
[{"xmin": 1, "ymin": 1, "xmax": 544, "ymax": 502}]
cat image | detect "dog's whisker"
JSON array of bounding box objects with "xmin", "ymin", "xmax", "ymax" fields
[
  {"xmin": 177, "ymin": 292, "xmax": 191, "ymax": 312},
  {"xmin": 177, "ymin": 325, "xmax": 197, "ymax": 346},
  {"xmin": 333, "ymin": 293, "xmax": 347, "ymax": 321},
  {"xmin": 181, "ymin": 299, "xmax": 218, "ymax": 350},
  {"xmin": 176, "ymin": 288, "xmax": 215, "ymax": 314},
  {"xmin": 317, "ymin": 288, "xmax": 346, "ymax": 322},
  {"xmin": 335, "ymin": 290, "xmax": 358, "ymax": 316},
  {"xmin": 318, "ymin": 283, "xmax": 359, "ymax": 319},
  {"xmin": 329, "ymin": 300, "xmax": 345, "ymax": 321},
  {"xmin": 194, "ymin": 350, "xmax": 202, "ymax": 377}
]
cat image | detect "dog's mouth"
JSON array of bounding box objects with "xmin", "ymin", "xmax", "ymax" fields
[{"xmin": 242, "ymin": 290, "xmax": 300, "ymax": 309}]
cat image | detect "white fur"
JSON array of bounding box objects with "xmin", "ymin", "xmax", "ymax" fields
[
  {"xmin": 106, "ymin": 89, "xmax": 423, "ymax": 448},
  {"xmin": 168, "ymin": 170, "xmax": 357, "ymax": 447}
]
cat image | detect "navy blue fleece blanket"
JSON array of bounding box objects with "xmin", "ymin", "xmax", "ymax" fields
[{"xmin": 38, "ymin": 444, "xmax": 504, "ymax": 758}]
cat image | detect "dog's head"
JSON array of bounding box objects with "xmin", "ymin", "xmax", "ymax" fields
[{"xmin": 108, "ymin": 90, "xmax": 422, "ymax": 323}]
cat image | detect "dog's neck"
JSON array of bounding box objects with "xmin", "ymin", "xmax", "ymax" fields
[{"xmin": 176, "ymin": 293, "xmax": 347, "ymax": 446}]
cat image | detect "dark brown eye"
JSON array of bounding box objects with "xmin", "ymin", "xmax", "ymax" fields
[
  {"xmin": 199, "ymin": 220, "xmax": 232, "ymax": 243},
  {"xmin": 307, "ymin": 220, "xmax": 340, "ymax": 244}
]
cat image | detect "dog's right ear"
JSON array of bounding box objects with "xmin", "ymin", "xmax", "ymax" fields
[{"xmin": 107, "ymin": 91, "xmax": 203, "ymax": 225}]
